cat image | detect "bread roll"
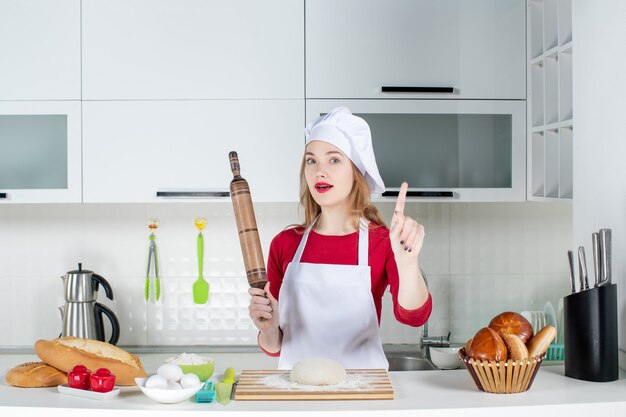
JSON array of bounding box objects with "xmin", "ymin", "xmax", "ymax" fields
[
  {"xmin": 464, "ymin": 338, "xmax": 473, "ymax": 355},
  {"xmin": 488, "ymin": 311, "xmax": 534, "ymax": 344},
  {"xmin": 527, "ymin": 326, "xmax": 557, "ymax": 357},
  {"xmin": 500, "ymin": 333, "xmax": 529, "ymax": 360},
  {"xmin": 35, "ymin": 337, "xmax": 146, "ymax": 385},
  {"xmin": 5, "ymin": 362, "xmax": 66, "ymax": 388},
  {"xmin": 468, "ymin": 327, "xmax": 508, "ymax": 362}
]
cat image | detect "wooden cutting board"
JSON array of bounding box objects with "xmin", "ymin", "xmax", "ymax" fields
[{"xmin": 234, "ymin": 369, "xmax": 394, "ymax": 401}]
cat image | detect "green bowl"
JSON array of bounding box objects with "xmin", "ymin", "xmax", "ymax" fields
[{"xmin": 179, "ymin": 362, "xmax": 215, "ymax": 382}]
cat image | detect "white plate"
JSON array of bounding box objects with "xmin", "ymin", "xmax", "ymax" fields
[
  {"xmin": 544, "ymin": 301, "xmax": 557, "ymax": 333},
  {"xmin": 557, "ymin": 297, "xmax": 564, "ymax": 344},
  {"xmin": 57, "ymin": 384, "xmax": 120, "ymax": 400}
]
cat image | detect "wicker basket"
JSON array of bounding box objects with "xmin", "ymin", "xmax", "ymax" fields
[{"xmin": 458, "ymin": 348, "xmax": 546, "ymax": 394}]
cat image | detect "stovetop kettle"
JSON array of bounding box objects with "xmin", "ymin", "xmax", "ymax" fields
[{"xmin": 59, "ymin": 263, "xmax": 120, "ymax": 345}]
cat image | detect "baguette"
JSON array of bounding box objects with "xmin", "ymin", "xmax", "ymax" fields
[
  {"xmin": 35, "ymin": 337, "xmax": 146, "ymax": 385},
  {"xmin": 5, "ymin": 362, "xmax": 66, "ymax": 388}
]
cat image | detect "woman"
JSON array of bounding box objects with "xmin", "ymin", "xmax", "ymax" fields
[{"xmin": 248, "ymin": 107, "xmax": 432, "ymax": 370}]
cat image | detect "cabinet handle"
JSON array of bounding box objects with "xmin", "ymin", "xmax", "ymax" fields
[
  {"xmin": 156, "ymin": 191, "xmax": 230, "ymax": 198},
  {"xmin": 0, "ymin": 192, "xmax": 7, "ymax": 199},
  {"xmin": 381, "ymin": 86, "xmax": 454, "ymax": 93},
  {"xmin": 382, "ymin": 191, "xmax": 454, "ymax": 198}
]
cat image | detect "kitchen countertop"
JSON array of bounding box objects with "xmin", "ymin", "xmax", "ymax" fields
[{"xmin": 2, "ymin": 351, "xmax": 626, "ymax": 417}]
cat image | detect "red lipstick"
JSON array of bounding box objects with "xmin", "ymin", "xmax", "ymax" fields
[{"xmin": 314, "ymin": 182, "xmax": 333, "ymax": 193}]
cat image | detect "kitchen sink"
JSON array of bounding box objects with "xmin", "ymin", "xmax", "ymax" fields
[{"xmin": 386, "ymin": 356, "xmax": 436, "ymax": 371}]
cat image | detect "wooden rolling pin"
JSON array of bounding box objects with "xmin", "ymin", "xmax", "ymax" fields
[{"xmin": 229, "ymin": 151, "xmax": 268, "ymax": 289}]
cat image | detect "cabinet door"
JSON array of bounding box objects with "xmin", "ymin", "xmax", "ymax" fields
[
  {"xmin": 0, "ymin": 0, "xmax": 80, "ymax": 100},
  {"xmin": 306, "ymin": 0, "xmax": 525, "ymax": 100},
  {"xmin": 0, "ymin": 101, "xmax": 82, "ymax": 203},
  {"xmin": 83, "ymin": 100, "xmax": 303, "ymax": 203},
  {"xmin": 306, "ymin": 99, "xmax": 526, "ymax": 202},
  {"xmin": 82, "ymin": 0, "xmax": 304, "ymax": 100}
]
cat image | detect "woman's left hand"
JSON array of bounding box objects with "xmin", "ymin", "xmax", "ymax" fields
[{"xmin": 389, "ymin": 182, "xmax": 425, "ymax": 261}]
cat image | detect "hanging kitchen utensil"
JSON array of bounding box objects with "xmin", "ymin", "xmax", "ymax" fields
[
  {"xmin": 577, "ymin": 246, "xmax": 589, "ymax": 291},
  {"xmin": 598, "ymin": 228, "xmax": 612, "ymax": 286},
  {"xmin": 228, "ymin": 151, "xmax": 267, "ymax": 290},
  {"xmin": 193, "ymin": 217, "xmax": 209, "ymax": 304},
  {"xmin": 145, "ymin": 219, "xmax": 161, "ymax": 302},
  {"xmin": 567, "ymin": 250, "xmax": 576, "ymax": 294}
]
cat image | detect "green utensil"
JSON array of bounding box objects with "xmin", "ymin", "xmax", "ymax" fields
[
  {"xmin": 193, "ymin": 218, "xmax": 209, "ymax": 304},
  {"xmin": 216, "ymin": 367, "xmax": 235, "ymax": 405},
  {"xmin": 145, "ymin": 219, "xmax": 160, "ymax": 302}
]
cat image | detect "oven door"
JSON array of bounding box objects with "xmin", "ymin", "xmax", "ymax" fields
[{"xmin": 306, "ymin": 99, "xmax": 526, "ymax": 202}]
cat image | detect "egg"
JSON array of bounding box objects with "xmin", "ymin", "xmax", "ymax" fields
[
  {"xmin": 179, "ymin": 372, "xmax": 201, "ymax": 389},
  {"xmin": 145, "ymin": 374, "xmax": 168, "ymax": 389},
  {"xmin": 157, "ymin": 363, "xmax": 183, "ymax": 382},
  {"xmin": 167, "ymin": 381, "xmax": 182, "ymax": 390}
]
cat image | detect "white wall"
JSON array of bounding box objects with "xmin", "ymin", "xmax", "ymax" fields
[
  {"xmin": 0, "ymin": 202, "xmax": 571, "ymax": 348},
  {"xmin": 573, "ymin": 1, "xmax": 626, "ymax": 362}
]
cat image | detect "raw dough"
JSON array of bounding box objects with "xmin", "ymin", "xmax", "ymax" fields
[{"xmin": 290, "ymin": 357, "xmax": 347, "ymax": 386}]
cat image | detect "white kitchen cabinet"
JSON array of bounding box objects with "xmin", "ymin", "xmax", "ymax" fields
[
  {"xmin": 307, "ymin": 99, "xmax": 526, "ymax": 202},
  {"xmin": 82, "ymin": 100, "xmax": 303, "ymax": 203},
  {"xmin": 81, "ymin": 0, "xmax": 303, "ymax": 100},
  {"xmin": 527, "ymin": 0, "xmax": 573, "ymax": 201},
  {"xmin": 0, "ymin": 0, "xmax": 80, "ymax": 100},
  {"xmin": 306, "ymin": 0, "xmax": 526, "ymax": 100},
  {"xmin": 0, "ymin": 101, "xmax": 82, "ymax": 203}
]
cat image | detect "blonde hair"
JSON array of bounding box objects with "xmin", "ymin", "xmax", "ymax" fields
[{"xmin": 297, "ymin": 157, "xmax": 386, "ymax": 231}]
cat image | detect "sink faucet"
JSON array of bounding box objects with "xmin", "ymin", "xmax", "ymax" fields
[{"xmin": 418, "ymin": 270, "xmax": 450, "ymax": 350}]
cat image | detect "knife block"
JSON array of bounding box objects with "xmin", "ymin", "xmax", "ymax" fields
[{"xmin": 563, "ymin": 284, "xmax": 618, "ymax": 382}]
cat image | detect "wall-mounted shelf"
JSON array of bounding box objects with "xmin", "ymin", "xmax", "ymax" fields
[{"xmin": 527, "ymin": 0, "xmax": 573, "ymax": 202}]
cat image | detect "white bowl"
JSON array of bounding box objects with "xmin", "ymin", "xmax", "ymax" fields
[
  {"xmin": 135, "ymin": 378, "xmax": 204, "ymax": 404},
  {"xmin": 430, "ymin": 347, "xmax": 462, "ymax": 369}
]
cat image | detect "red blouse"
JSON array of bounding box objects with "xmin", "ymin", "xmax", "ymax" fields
[{"xmin": 266, "ymin": 224, "xmax": 432, "ymax": 327}]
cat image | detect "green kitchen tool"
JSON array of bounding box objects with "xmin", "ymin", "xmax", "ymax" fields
[
  {"xmin": 193, "ymin": 218, "xmax": 209, "ymax": 304},
  {"xmin": 145, "ymin": 219, "xmax": 161, "ymax": 301},
  {"xmin": 216, "ymin": 367, "xmax": 235, "ymax": 405}
]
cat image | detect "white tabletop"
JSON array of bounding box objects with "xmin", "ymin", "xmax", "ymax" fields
[{"xmin": 2, "ymin": 352, "xmax": 626, "ymax": 417}]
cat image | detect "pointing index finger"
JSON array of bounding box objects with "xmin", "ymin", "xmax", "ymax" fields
[{"xmin": 394, "ymin": 182, "xmax": 408, "ymax": 215}]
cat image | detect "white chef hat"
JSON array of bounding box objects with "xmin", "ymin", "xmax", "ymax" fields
[{"xmin": 304, "ymin": 107, "xmax": 385, "ymax": 196}]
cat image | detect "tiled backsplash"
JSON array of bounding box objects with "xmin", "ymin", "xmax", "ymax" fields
[{"xmin": 0, "ymin": 202, "xmax": 571, "ymax": 348}]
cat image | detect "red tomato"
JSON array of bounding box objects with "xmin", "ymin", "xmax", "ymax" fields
[
  {"xmin": 67, "ymin": 365, "xmax": 91, "ymax": 390},
  {"xmin": 89, "ymin": 370, "xmax": 116, "ymax": 393}
]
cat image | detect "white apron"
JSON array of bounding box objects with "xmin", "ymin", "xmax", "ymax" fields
[{"xmin": 277, "ymin": 218, "xmax": 389, "ymax": 370}]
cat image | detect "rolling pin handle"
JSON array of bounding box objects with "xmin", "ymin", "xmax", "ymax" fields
[{"xmin": 229, "ymin": 151, "xmax": 241, "ymax": 177}]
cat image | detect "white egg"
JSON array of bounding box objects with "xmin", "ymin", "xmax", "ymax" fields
[
  {"xmin": 179, "ymin": 373, "xmax": 201, "ymax": 389},
  {"xmin": 157, "ymin": 363, "xmax": 183, "ymax": 382},
  {"xmin": 145, "ymin": 374, "xmax": 168, "ymax": 389},
  {"xmin": 167, "ymin": 381, "xmax": 182, "ymax": 390}
]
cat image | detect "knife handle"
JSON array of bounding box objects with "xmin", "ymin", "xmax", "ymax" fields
[
  {"xmin": 599, "ymin": 228, "xmax": 612, "ymax": 286},
  {"xmin": 578, "ymin": 246, "xmax": 588, "ymax": 291},
  {"xmin": 592, "ymin": 232, "xmax": 601, "ymax": 287}
]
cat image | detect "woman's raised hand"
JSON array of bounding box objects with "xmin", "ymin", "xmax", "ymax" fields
[
  {"xmin": 389, "ymin": 182, "xmax": 425, "ymax": 262},
  {"xmin": 248, "ymin": 281, "xmax": 280, "ymax": 333}
]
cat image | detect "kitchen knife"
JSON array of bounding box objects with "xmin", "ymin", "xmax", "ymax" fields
[
  {"xmin": 599, "ymin": 228, "xmax": 612, "ymax": 286},
  {"xmin": 592, "ymin": 232, "xmax": 601, "ymax": 287},
  {"xmin": 567, "ymin": 250, "xmax": 577, "ymax": 293},
  {"xmin": 578, "ymin": 246, "xmax": 589, "ymax": 291}
]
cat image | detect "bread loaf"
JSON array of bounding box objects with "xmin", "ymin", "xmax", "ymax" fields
[
  {"xmin": 500, "ymin": 333, "xmax": 529, "ymax": 360},
  {"xmin": 35, "ymin": 337, "xmax": 146, "ymax": 385},
  {"xmin": 488, "ymin": 311, "xmax": 534, "ymax": 344},
  {"xmin": 527, "ymin": 326, "xmax": 557, "ymax": 357},
  {"xmin": 468, "ymin": 327, "xmax": 508, "ymax": 362},
  {"xmin": 5, "ymin": 362, "xmax": 66, "ymax": 388}
]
